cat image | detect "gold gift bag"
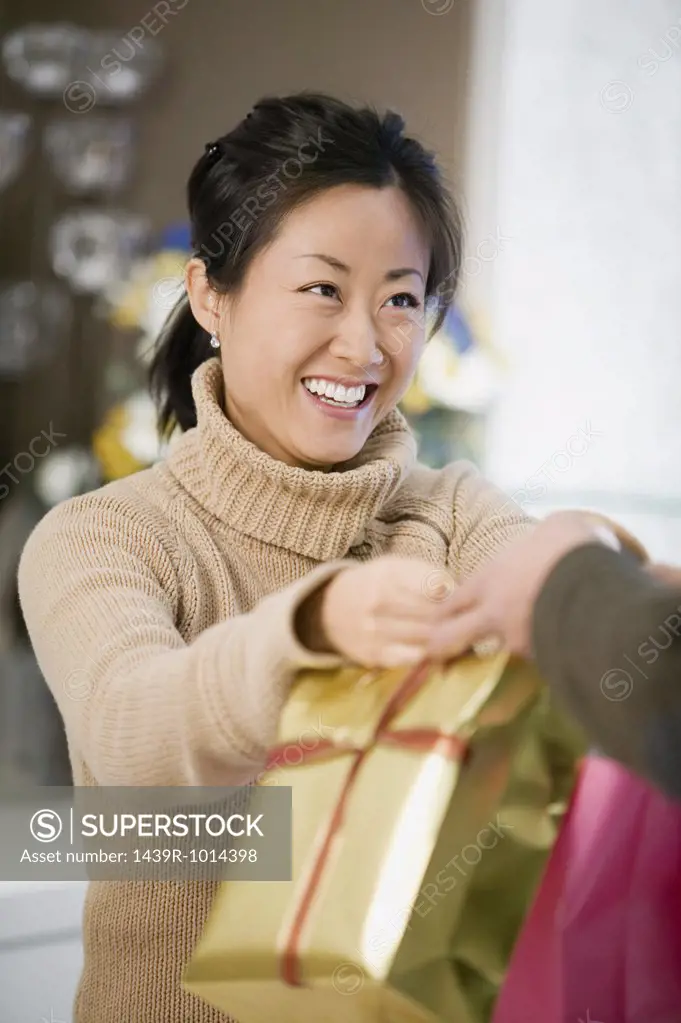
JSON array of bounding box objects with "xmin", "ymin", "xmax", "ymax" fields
[{"xmin": 183, "ymin": 652, "xmax": 584, "ymax": 1023}]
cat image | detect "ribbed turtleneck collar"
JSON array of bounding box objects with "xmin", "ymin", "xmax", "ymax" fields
[{"xmin": 164, "ymin": 358, "xmax": 418, "ymax": 561}]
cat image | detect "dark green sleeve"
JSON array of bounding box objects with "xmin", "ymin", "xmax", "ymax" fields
[{"xmin": 531, "ymin": 542, "xmax": 681, "ymax": 800}]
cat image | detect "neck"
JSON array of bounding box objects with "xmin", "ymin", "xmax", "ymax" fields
[
  {"xmin": 223, "ymin": 391, "xmax": 335, "ymax": 472},
  {"xmin": 165, "ymin": 358, "xmax": 418, "ymax": 560}
]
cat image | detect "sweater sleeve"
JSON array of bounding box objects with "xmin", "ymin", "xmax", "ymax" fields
[
  {"xmin": 532, "ymin": 542, "xmax": 681, "ymax": 800},
  {"xmin": 16, "ymin": 496, "xmax": 345, "ymax": 788},
  {"xmin": 448, "ymin": 461, "xmax": 535, "ymax": 580}
]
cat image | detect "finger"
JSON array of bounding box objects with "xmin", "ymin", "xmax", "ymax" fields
[
  {"xmin": 372, "ymin": 617, "xmax": 442, "ymax": 646},
  {"xmin": 429, "ymin": 579, "xmax": 481, "ymax": 622},
  {"xmin": 380, "ymin": 572, "xmax": 475, "ymax": 623},
  {"xmin": 378, "ymin": 643, "xmax": 428, "ymax": 668},
  {"xmin": 426, "ymin": 608, "xmax": 494, "ymax": 660},
  {"xmin": 377, "ymin": 589, "xmax": 464, "ymax": 623},
  {"xmin": 647, "ymin": 563, "xmax": 681, "ymax": 587},
  {"xmin": 382, "ymin": 576, "xmax": 455, "ymax": 613},
  {"xmin": 377, "ymin": 601, "xmax": 448, "ymax": 623}
]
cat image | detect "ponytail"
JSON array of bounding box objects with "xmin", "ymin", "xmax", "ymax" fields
[{"xmin": 148, "ymin": 296, "xmax": 215, "ymax": 437}]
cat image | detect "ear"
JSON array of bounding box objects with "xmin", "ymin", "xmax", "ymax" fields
[{"xmin": 185, "ymin": 257, "xmax": 222, "ymax": 334}]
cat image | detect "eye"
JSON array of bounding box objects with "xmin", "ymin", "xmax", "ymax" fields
[
  {"xmin": 385, "ymin": 292, "xmax": 421, "ymax": 310},
  {"xmin": 302, "ymin": 282, "xmax": 340, "ymax": 300}
]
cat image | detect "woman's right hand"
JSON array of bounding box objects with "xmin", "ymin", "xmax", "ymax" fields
[{"xmin": 297, "ymin": 555, "xmax": 456, "ymax": 668}]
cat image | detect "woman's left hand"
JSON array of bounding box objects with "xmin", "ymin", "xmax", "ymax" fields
[{"xmin": 425, "ymin": 511, "xmax": 614, "ymax": 660}]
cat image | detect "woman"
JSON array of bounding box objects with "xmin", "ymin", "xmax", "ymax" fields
[{"xmin": 18, "ymin": 92, "xmax": 531, "ymax": 1023}]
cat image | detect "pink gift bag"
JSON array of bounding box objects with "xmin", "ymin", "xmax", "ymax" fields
[{"xmin": 493, "ymin": 756, "xmax": 681, "ymax": 1023}]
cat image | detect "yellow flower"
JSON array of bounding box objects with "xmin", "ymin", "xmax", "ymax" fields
[
  {"xmin": 400, "ymin": 377, "xmax": 434, "ymax": 415},
  {"xmin": 92, "ymin": 405, "xmax": 147, "ymax": 481}
]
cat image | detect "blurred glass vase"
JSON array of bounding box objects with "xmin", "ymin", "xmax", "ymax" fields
[
  {"xmin": 0, "ymin": 113, "xmax": 32, "ymax": 192},
  {"xmin": 85, "ymin": 31, "xmax": 164, "ymax": 104},
  {"xmin": 44, "ymin": 117, "xmax": 134, "ymax": 194},
  {"xmin": 1, "ymin": 23, "xmax": 89, "ymax": 97},
  {"xmin": 50, "ymin": 210, "xmax": 150, "ymax": 295},
  {"xmin": 0, "ymin": 281, "xmax": 72, "ymax": 378}
]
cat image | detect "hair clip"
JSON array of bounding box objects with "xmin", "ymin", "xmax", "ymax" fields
[{"xmin": 204, "ymin": 140, "xmax": 222, "ymax": 162}]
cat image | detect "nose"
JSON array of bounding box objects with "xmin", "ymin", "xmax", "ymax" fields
[{"xmin": 328, "ymin": 307, "xmax": 382, "ymax": 376}]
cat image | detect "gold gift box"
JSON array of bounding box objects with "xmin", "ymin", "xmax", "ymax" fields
[{"xmin": 184, "ymin": 653, "xmax": 583, "ymax": 1022}]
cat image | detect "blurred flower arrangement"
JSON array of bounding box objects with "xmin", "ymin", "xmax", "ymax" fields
[
  {"xmin": 22, "ymin": 224, "xmax": 185, "ymax": 518},
  {"xmin": 88, "ymin": 224, "xmax": 190, "ymax": 482},
  {"xmin": 91, "ymin": 391, "xmax": 163, "ymax": 482},
  {"xmin": 104, "ymin": 223, "xmax": 189, "ymax": 365},
  {"xmin": 402, "ymin": 304, "xmax": 502, "ymax": 416},
  {"xmin": 400, "ymin": 303, "xmax": 504, "ymax": 468}
]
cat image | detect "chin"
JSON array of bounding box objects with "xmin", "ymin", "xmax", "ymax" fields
[{"xmin": 295, "ymin": 434, "xmax": 366, "ymax": 470}]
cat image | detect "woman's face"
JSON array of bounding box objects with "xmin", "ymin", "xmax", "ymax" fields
[{"xmin": 190, "ymin": 184, "xmax": 430, "ymax": 469}]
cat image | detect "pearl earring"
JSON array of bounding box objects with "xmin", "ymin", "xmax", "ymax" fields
[{"xmin": 207, "ymin": 293, "xmax": 220, "ymax": 347}]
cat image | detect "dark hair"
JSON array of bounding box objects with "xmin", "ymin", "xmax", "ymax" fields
[{"xmin": 149, "ymin": 91, "xmax": 463, "ymax": 436}]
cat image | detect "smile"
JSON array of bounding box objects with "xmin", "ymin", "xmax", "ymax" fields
[
  {"xmin": 301, "ymin": 377, "xmax": 377, "ymax": 409},
  {"xmin": 300, "ymin": 376, "xmax": 379, "ymax": 418}
]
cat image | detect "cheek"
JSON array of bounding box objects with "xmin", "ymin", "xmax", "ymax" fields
[
  {"xmin": 225, "ymin": 303, "xmax": 295, "ymax": 373},
  {"xmin": 228, "ymin": 327, "xmax": 320, "ymax": 396},
  {"xmin": 387, "ymin": 322, "xmax": 426, "ymax": 380}
]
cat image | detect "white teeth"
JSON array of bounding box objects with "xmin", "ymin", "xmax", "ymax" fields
[{"xmin": 302, "ymin": 378, "xmax": 368, "ymax": 404}]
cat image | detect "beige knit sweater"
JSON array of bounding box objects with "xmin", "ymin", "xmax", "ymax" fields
[{"xmin": 17, "ymin": 357, "xmax": 530, "ymax": 1023}]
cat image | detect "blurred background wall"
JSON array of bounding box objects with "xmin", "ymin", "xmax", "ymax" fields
[{"xmin": 481, "ymin": 0, "xmax": 681, "ymax": 559}]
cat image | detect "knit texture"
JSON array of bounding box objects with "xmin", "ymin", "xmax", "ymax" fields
[{"xmin": 17, "ymin": 357, "xmax": 531, "ymax": 1023}]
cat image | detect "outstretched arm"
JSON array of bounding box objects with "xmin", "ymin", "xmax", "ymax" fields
[
  {"xmin": 17, "ymin": 495, "xmax": 345, "ymax": 788},
  {"xmin": 448, "ymin": 460, "xmax": 534, "ymax": 580}
]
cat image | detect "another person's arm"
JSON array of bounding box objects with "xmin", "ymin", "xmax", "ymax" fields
[
  {"xmin": 427, "ymin": 511, "xmax": 681, "ymax": 800},
  {"xmin": 532, "ymin": 542, "xmax": 681, "ymax": 798}
]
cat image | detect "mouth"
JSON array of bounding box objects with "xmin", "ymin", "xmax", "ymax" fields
[{"xmin": 300, "ymin": 376, "xmax": 379, "ymax": 411}]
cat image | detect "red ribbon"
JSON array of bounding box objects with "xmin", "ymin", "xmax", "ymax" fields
[{"xmin": 265, "ymin": 658, "xmax": 469, "ymax": 987}]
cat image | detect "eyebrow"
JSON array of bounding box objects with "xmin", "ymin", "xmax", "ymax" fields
[{"xmin": 297, "ymin": 252, "xmax": 424, "ymax": 283}]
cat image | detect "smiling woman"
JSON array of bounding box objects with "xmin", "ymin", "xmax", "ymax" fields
[
  {"xmin": 150, "ymin": 92, "xmax": 462, "ymax": 469},
  {"xmin": 181, "ymin": 182, "xmax": 434, "ymax": 468},
  {"xmin": 17, "ymin": 92, "xmax": 532, "ymax": 1023}
]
